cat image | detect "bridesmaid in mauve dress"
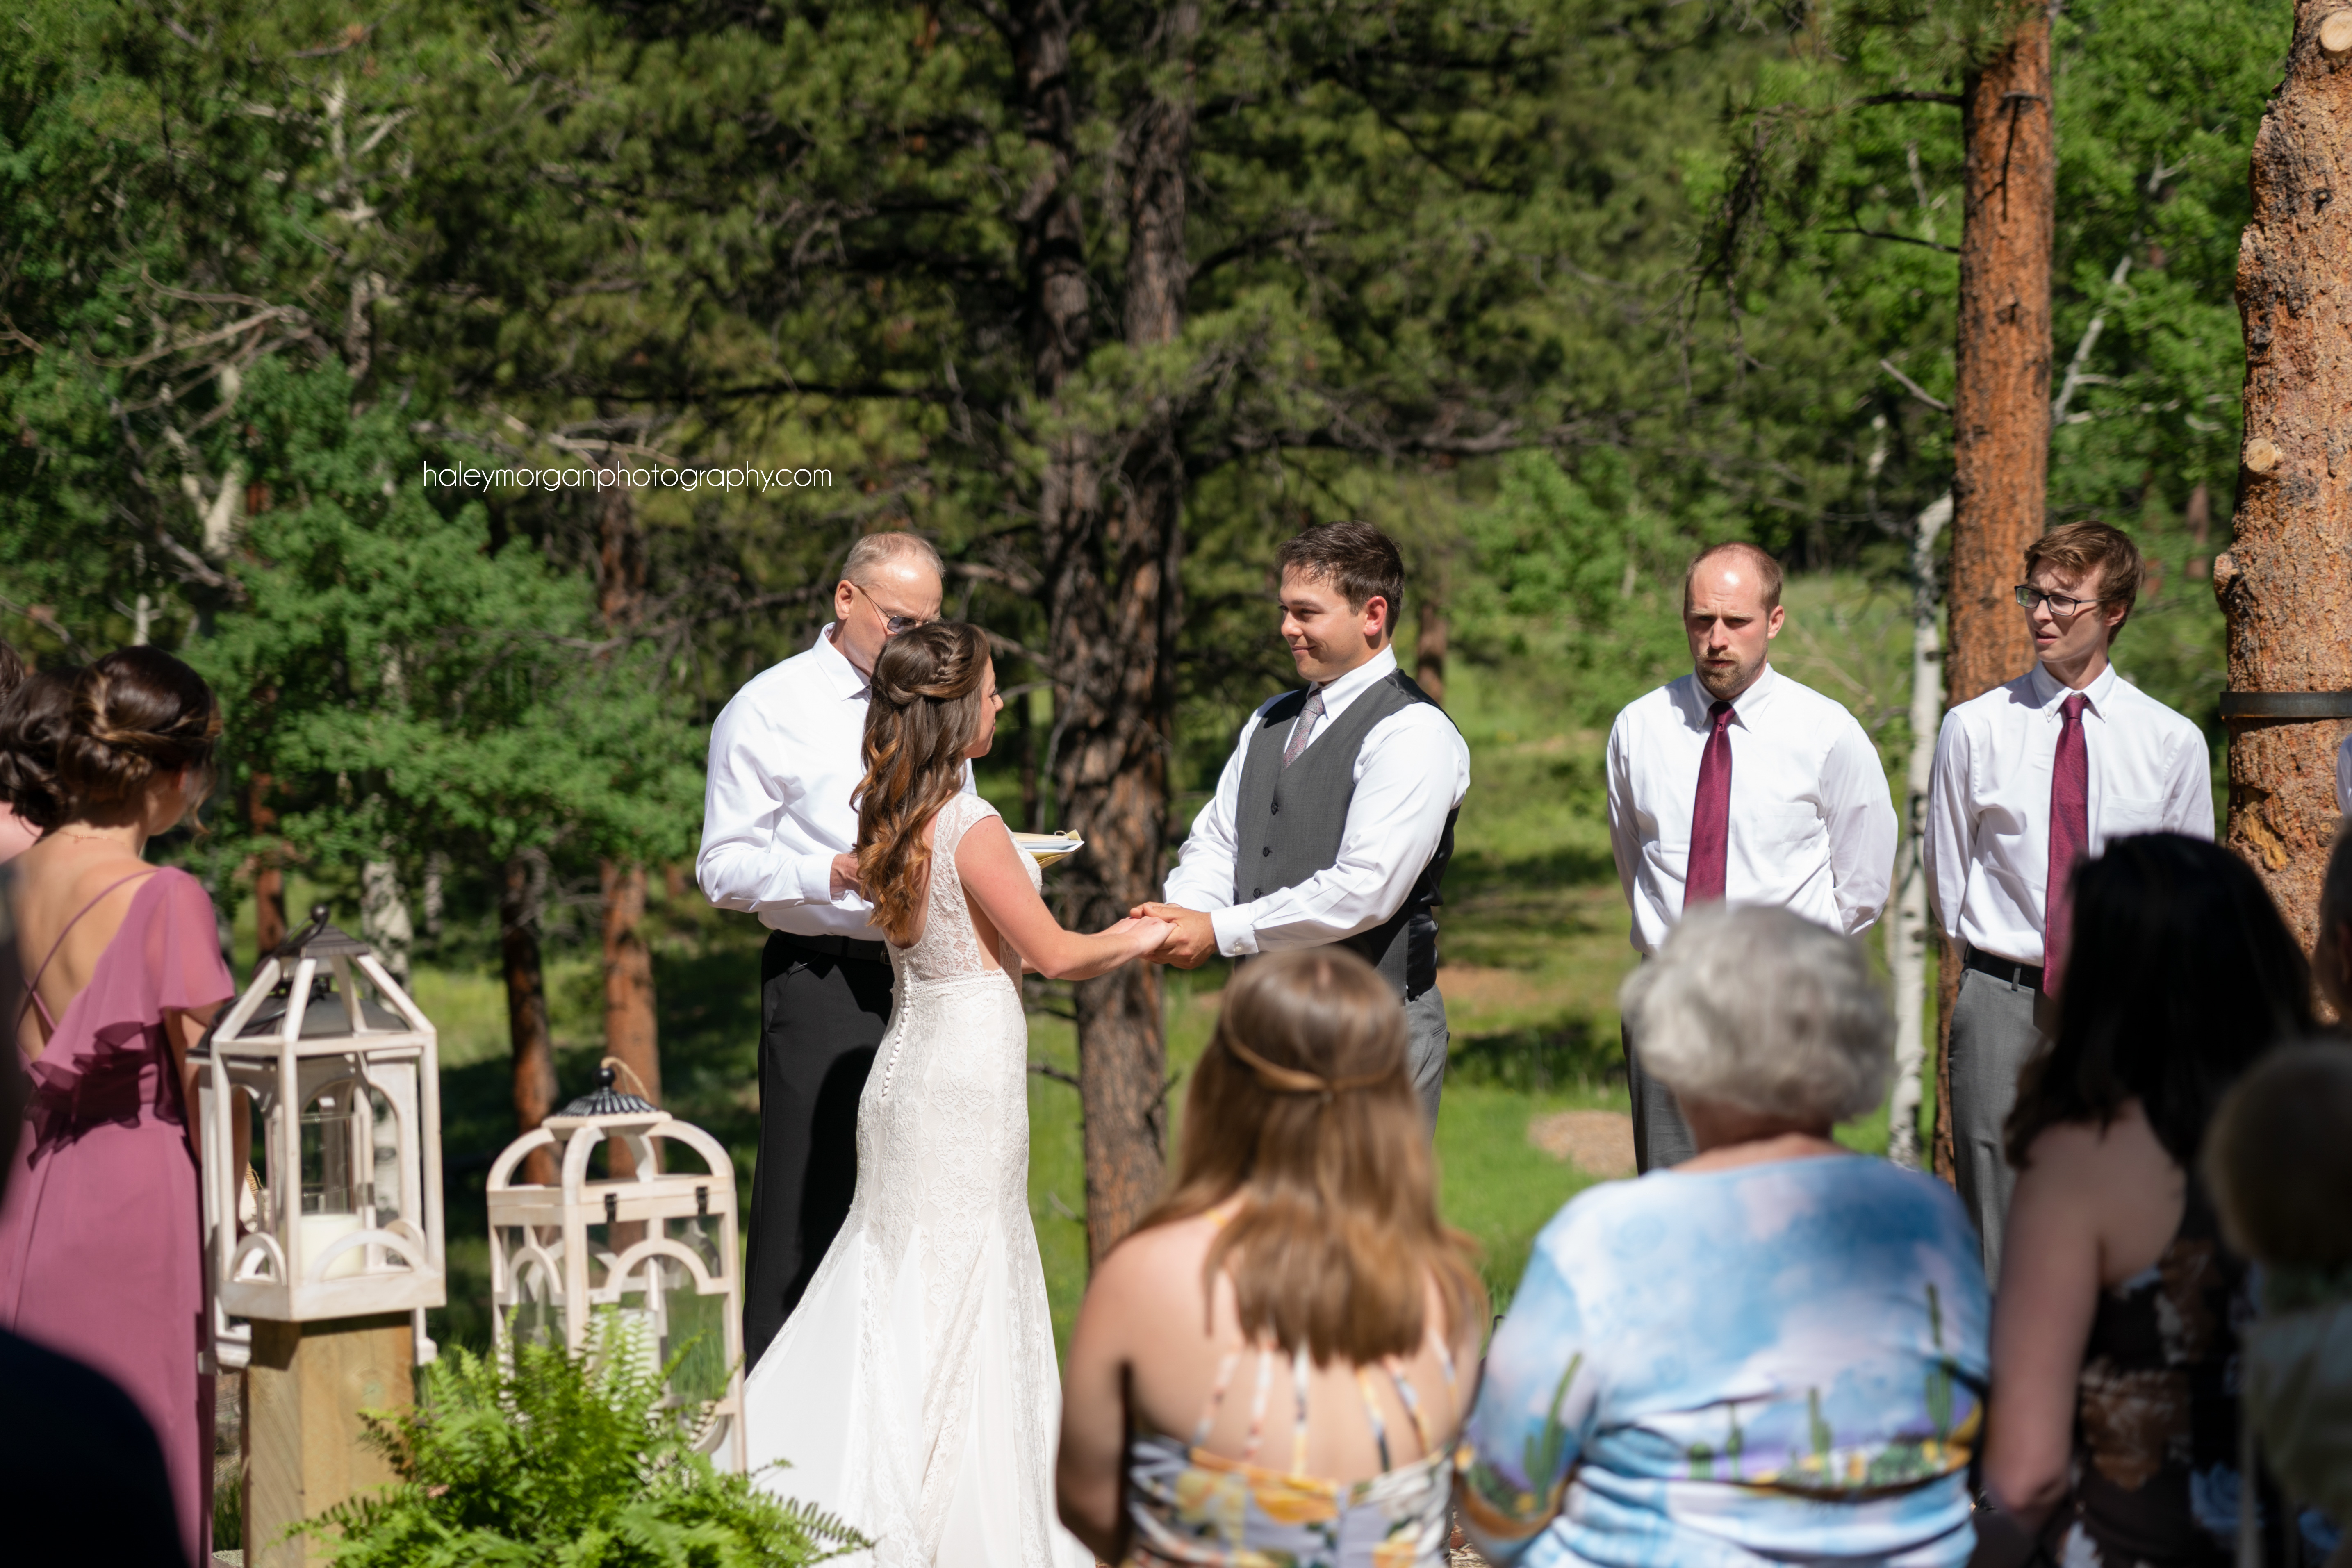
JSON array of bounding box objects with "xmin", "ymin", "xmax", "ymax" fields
[{"xmin": 0, "ymin": 647, "xmax": 230, "ymax": 1568}]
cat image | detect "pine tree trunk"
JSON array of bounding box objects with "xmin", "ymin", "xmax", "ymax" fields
[
  {"xmin": 1416, "ymin": 599, "xmax": 1448, "ymax": 706},
  {"xmin": 1946, "ymin": 5, "xmax": 2054, "ymax": 707},
  {"xmin": 1013, "ymin": 0, "xmax": 1197, "ymax": 1263},
  {"xmin": 600, "ymin": 859, "xmax": 661, "ymax": 1183},
  {"xmin": 2222, "ymin": 5, "xmax": 2352, "ymax": 951},
  {"xmin": 1936, "ymin": 4, "xmax": 2053, "ymax": 1179},
  {"xmin": 502, "ymin": 851, "xmax": 559, "ymax": 1188},
  {"xmin": 249, "ymin": 773, "xmax": 286, "ymax": 970}
]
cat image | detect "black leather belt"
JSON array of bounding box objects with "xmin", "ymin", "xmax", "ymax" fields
[
  {"xmin": 1965, "ymin": 948, "xmax": 2044, "ymax": 992},
  {"xmin": 774, "ymin": 929, "xmax": 889, "ymax": 966}
]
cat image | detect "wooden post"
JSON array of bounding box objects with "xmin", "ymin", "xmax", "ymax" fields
[
  {"xmin": 244, "ymin": 1315, "xmax": 414, "ymax": 1568},
  {"xmin": 2221, "ymin": 0, "xmax": 2352, "ymax": 947}
]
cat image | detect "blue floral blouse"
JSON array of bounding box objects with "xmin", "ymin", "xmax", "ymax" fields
[{"xmin": 1458, "ymin": 1154, "xmax": 1990, "ymax": 1567}]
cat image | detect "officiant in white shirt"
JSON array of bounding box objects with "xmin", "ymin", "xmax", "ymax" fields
[
  {"xmin": 697, "ymin": 532, "xmax": 961, "ymax": 1366},
  {"xmin": 1138, "ymin": 522, "xmax": 1469, "ymax": 1123},
  {"xmin": 1607, "ymin": 542, "xmax": 1897, "ymax": 1172},
  {"xmin": 1927, "ymin": 521, "xmax": 2211, "ymax": 1277}
]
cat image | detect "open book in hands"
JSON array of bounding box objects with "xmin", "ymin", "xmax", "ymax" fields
[{"xmin": 1008, "ymin": 831, "xmax": 1085, "ymax": 869}]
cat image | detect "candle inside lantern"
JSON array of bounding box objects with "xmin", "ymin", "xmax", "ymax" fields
[{"xmin": 298, "ymin": 1211, "xmax": 368, "ymax": 1280}]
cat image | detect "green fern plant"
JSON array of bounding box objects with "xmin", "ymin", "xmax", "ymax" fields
[{"xmin": 302, "ymin": 1315, "xmax": 866, "ymax": 1566}]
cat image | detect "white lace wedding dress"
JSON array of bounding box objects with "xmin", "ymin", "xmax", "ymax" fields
[{"xmin": 745, "ymin": 794, "xmax": 1093, "ymax": 1568}]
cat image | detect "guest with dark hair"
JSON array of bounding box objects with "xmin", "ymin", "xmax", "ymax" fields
[
  {"xmin": 0, "ymin": 638, "xmax": 42, "ymax": 861},
  {"xmin": 1979, "ymin": 833, "xmax": 2315, "ymax": 1566},
  {"xmin": 1459, "ymin": 904, "xmax": 1988, "ymax": 1565},
  {"xmin": 1057, "ymin": 947, "xmax": 1486, "ymax": 1565},
  {"xmin": 0, "ymin": 646, "xmax": 234, "ymax": 1568}
]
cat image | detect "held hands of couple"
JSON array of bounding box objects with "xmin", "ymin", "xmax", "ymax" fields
[
  {"xmin": 1101, "ymin": 913, "xmax": 1175, "ymax": 960},
  {"xmin": 1126, "ymin": 902, "xmax": 1218, "ymax": 968},
  {"xmin": 829, "ymin": 851, "xmax": 862, "ymax": 899}
]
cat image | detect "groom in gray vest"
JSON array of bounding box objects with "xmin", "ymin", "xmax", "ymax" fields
[{"xmin": 1138, "ymin": 521, "xmax": 1469, "ymax": 1121}]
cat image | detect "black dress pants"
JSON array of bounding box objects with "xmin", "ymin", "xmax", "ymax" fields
[{"xmin": 741, "ymin": 932, "xmax": 895, "ymax": 1368}]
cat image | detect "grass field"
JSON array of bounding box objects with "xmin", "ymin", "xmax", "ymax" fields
[{"xmin": 237, "ymin": 578, "xmax": 1940, "ymax": 1358}]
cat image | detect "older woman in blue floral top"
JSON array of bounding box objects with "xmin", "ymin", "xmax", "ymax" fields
[{"xmin": 1457, "ymin": 904, "xmax": 1990, "ymax": 1567}]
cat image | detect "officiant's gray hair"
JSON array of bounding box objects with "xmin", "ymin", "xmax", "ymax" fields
[
  {"xmin": 843, "ymin": 530, "xmax": 944, "ymax": 584},
  {"xmin": 1621, "ymin": 903, "xmax": 1892, "ymax": 1125}
]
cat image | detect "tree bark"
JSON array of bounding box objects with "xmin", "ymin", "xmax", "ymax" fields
[
  {"xmin": 600, "ymin": 859, "xmax": 661, "ymax": 1183},
  {"xmin": 1888, "ymin": 494, "xmax": 1951, "ymax": 1170},
  {"xmin": 249, "ymin": 773, "xmax": 286, "ymax": 970},
  {"xmin": 1935, "ymin": 4, "xmax": 2053, "ymax": 1181},
  {"xmin": 1013, "ymin": 0, "xmax": 1198, "ymax": 1263},
  {"xmin": 502, "ymin": 851, "xmax": 559, "ymax": 1188},
  {"xmin": 1946, "ymin": 4, "xmax": 2054, "ymax": 707},
  {"xmin": 1416, "ymin": 599, "xmax": 1448, "ymax": 706},
  {"xmin": 2222, "ymin": 5, "xmax": 2352, "ymax": 950}
]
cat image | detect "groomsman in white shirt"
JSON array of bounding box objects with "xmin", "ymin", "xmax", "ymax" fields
[
  {"xmin": 1137, "ymin": 522, "xmax": 1469, "ymax": 1122},
  {"xmin": 1927, "ymin": 521, "xmax": 2212, "ymax": 1277},
  {"xmin": 1607, "ymin": 543, "xmax": 1897, "ymax": 1171},
  {"xmin": 697, "ymin": 532, "xmax": 956, "ymax": 1366}
]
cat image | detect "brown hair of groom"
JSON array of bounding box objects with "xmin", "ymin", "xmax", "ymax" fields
[
  {"xmin": 1275, "ymin": 522, "xmax": 1405, "ymax": 637},
  {"xmin": 1134, "ymin": 947, "xmax": 1486, "ymax": 1366}
]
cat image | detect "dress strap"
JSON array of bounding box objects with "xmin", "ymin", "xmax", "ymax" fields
[
  {"xmin": 1356, "ymin": 1366, "xmax": 1395, "ymax": 1471},
  {"xmin": 1239, "ymin": 1346, "xmax": 1276, "ymax": 1464},
  {"xmin": 15, "ymin": 869, "xmax": 158, "ymax": 1037},
  {"xmin": 1189, "ymin": 1350, "xmax": 1241, "ymax": 1449},
  {"xmin": 1288, "ymin": 1343, "xmax": 1313, "ymax": 1474}
]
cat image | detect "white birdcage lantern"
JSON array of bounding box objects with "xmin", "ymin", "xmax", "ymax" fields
[
  {"xmin": 487, "ymin": 1064, "xmax": 746, "ymax": 1471},
  {"xmin": 195, "ymin": 905, "xmax": 447, "ymax": 1366}
]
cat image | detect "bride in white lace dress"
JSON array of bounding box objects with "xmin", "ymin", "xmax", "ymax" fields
[{"xmin": 745, "ymin": 621, "xmax": 1166, "ymax": 1567}]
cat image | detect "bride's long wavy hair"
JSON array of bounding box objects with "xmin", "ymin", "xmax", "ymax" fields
[{"xmin": 855, "ymin": 621, "xmax": 991, "ymax": 944}]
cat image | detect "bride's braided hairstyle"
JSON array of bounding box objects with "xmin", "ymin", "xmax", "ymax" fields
[{"xmin": 854, "ymin": 621, "xmax": 991, "ymax": 945}]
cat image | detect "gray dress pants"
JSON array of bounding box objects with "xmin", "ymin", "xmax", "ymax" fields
[
  {"xmin": 1406, "ymin": 986, "xmax": 1449, "ymax": 1127},
  {"xmin": 1947, "ymin": 965, "xmax": 2046, "ymax": 1282},
  {"xmin": 1623, "ymin": 1019, "xmax": 1696, "ymax": 1172}
]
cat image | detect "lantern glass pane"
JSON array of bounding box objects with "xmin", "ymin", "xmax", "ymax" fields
[
  {"xmin": 661, "ymin": 1264, "xmax": 729, "ymax": 1405},
  {"xmin": 299, "ymin": 1095, "xmax": 360, "ymax": 1218}
]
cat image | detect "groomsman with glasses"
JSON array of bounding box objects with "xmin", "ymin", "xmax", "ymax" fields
[
  {"xmin": 1605, "ymin": 542, "xmax": 1897, "ymax": 1172},
  {"xmin": 1927, "ymin": 521, "xmax": 2211, "ymax": 1278}
]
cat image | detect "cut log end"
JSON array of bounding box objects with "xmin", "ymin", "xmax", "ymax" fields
[{"xmin": 2320, "ymin": 9, "xmax": 2352, "ymax": 58}]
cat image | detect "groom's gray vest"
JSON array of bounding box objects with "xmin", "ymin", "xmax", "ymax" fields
[{"xmin": 1233, "ymin": 669, "xmax": 1457, "ymax": 999}]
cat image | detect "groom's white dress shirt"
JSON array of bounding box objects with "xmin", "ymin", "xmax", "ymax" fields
[
  {"xmin": 1607, "ymin": 664, "xmax": 1897, "ymax": 958},
  {"xmin": 1926, "ymin": 660, "xmax": 2212, "ymax": 968},
  {"xmin": 1163, "ymin": 646, "xmax": 1470, "ymax": 957},
  {"xmin": 697, "ymin": 623, "xmax": 972, "ymax": 939}
]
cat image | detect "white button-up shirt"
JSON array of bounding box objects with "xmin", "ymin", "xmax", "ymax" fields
[
  {"xmin": 1606, "ymin": 665, "xmax": 1897, "ymax": 957},
  {"xmin": 1926, "ymin": 661, "xmax": 2213, "ymax": 967},
  {"xmin": 1163, "ymin": 646, "xmax": 1471, "ymax": 958},
  {"xmin": 696, "ymin": 623, "xmax": 972, "ymax": 938}
]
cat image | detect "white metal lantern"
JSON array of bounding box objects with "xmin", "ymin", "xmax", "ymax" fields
[
  {"xmin": 196, "ymin": 906, "xmax": 447, "ymax": 1366},
  {"xmin": 487, "ymin": 1066, "xmax": 746, "ymax": 1471}
]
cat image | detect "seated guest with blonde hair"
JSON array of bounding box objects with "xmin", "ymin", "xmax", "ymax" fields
[
  {"xmin": 2205, "ymin": 1041, "xmax": 2352, "ymax": 1562},
  {"xmin": 1978, "ymin": 834, "xmax": 2314, "ymax": 1567},
  {"xmin": 1056, "ymin": 947, "xmax": 1486, "ymax": 1566},
  {"xmin": 1458, "ymin": 904, "xmax": 1988, "ymax": 1566}
]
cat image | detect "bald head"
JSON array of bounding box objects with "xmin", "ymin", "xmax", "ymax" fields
[{"xmin": 1681, "ymin": 542, "xmax": 1783, "ymax": 616}]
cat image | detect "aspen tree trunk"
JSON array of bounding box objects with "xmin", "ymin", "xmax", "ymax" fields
[
  {"xmin": 359, "ymin": 859, "xmax": 413, "ymax": 990},
  {"xmin": 502, "ymin": 851, "xmax": 559, "ymax": 1188},
  {"xmin": 1887, "ymin": 494, "xmax": 1951, "ymax": 1170},
  {"xmin": 1935, "ymin": 2, "xmax": 2054, "ymax": 1179},
  {"xmin": 2221, "ymin": 2, "xmax": 2352, "ymax": 950}
]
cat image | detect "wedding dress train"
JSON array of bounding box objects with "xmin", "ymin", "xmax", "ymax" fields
[{"xmin": 745, "ymin": 794, "xmax": 1093, "ymax": 1568}]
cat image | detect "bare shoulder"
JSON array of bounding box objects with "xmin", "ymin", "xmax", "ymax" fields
[{"xmin": 1087, "ymin": 1216, "xmax": 1217, "ymax": 1326}]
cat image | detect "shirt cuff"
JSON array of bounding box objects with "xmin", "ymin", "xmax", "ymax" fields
[
  {"xmin": 1211, "ymin": 904, "xmax": 1259, "ymax": 958},
  {"xmin": 795, "ymin": 851, "xmax": 840, "ymax": 906}
]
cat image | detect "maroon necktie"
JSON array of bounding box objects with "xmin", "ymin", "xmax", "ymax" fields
[
  {"xmin": 2043, "ymin": 693, "xmax": 2090, "ymax": 993},
  {"xmin": 1686, "ymin": 699, "xmax": 1735, "ymax": 908}
]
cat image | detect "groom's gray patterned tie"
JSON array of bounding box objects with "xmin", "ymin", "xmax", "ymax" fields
[{"xmin": 1282, "ymin": 686, "xmax": 1327, "ymax": 767}]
